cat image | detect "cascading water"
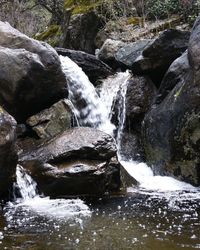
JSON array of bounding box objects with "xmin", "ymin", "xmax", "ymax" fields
[
  {"xmin": 60, "ymin": 55, "xmax": 115, "ymax": 135},
  {"xmin": 60, "ymin": 55, "xmax": 200, "ymax": 196},
  {"xmin": 99, "ymin": 70, "xmax": 131, "ymax": 133},
  {"xmin": 1, "ymin": 55, "xmax": 200, "ymax": 250}
]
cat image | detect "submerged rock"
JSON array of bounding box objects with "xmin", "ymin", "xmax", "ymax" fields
[
  {"xmin": 19, "ymin": 127, "xmax": 120, "ymax": 197},
  {"xmin": 0, "ymin": 108, "xmax": 17, "ymax": 200},
  {"xmin": 132, "ymin": 29, "xmax": 190, "ymax": 86},
  {"xmin": 142, "ymin": 17, "xmax": 200, "ymax": 186},
  {"xmin": 56, "ymin": 48, "xmax": 113, "ymax": 84},
  {"xmin": 0, "ymin": 21, "xmax": 67, "ymax": 122},
  {"xmin": 26, "ymin": 99, "xmax": 73, "ymax": 139}
]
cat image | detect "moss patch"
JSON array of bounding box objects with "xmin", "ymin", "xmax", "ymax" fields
[
  {"xmin": 35, "ymin": 25, "xmax": 62, "ymax": 47},
  {"xmin": 64, "ymin": 0, "xmax": 102, "ymax": 14}
]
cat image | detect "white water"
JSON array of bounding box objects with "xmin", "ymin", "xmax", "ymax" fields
[
  {"xmin": 6, "ymin": 165, "xmax": 91, "ymax": 220},
  {"xmin": 60, "ymin": 55, "xmax": 115, "ymax": 135},
  {"xmin": 99, "ymin": 70, "xmax": 131, "ymax": 133}
]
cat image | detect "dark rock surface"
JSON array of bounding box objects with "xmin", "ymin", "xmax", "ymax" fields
[
  {"xmin": 19, "ymin": 127, "xmax": 120, "ymax": 197},
  {"xmin": 60, "ymin": 11, "xmax": 104, "ymax": 54},
  {"xmin": 155, "ymin": 51, "xmax": 189, "ymax": 104},
  {"xmin": 0, "ymin": 21, "xmax": 67, "ymax": 122},
  {"xmin": 132, "ymin": 29, "xmax": 190, "ymax": 86},
  {"xmin": 143, "ymin": 29, "xmax": 190, "ymax": 58},
  {"xmin": 0, "ymin": 108, "xmax": 17, "ymax": 200},
  {"xmin": 56, "ymin": 48, "xmax": 113, "ymax": 84},
  {"xmin": 115, "ymin": 39, "xmax": 151, "ymax": 69},
  {"xmin": 142, "ymin": 17, "xmax": 200, "ymax": 186}
]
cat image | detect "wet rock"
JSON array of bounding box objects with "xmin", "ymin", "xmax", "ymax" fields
[
  {"xmin": 115, "ymin": 39, "xmax": 151, "ymax": 69},
  {"xmin": 132, "ymin": 29, "xmax": 190, "ymax": 86},
  {"xmin": 112, "ymin": 75, "xmax": 156, "ymax": 161},
  {"xmin": 26, "ymin": 99, "xmax": 73, "ymax": 139},
  {"xmin": 112, "ymin": 75, "xmax": 157, "ymax": 131},
  {"xmin": 125, "ymin": 76, "xmax": 157, "ymax": 129},
  {"xmin": 0, "ymin": 21, "xmax": 67, "ymax": 122},
  {"xmin": 0, "ymin": 108, "xmax": 17, "ymax": 200},
  {"xmin": 19, "ymin": 127, "xmax": 120, "ymax": 197},
  {"xmin": 60, "ymin": 11, "xmax": 104, "ymax": 54},
  {"xmin": 56, "ymin": 48, "xmax": 113, "ymax": 84},
  {"xmin": 97, "ymin": 39, "xmax": 125, "ymax": 69},
  {"xmin": 142, "ymin": 16, "xmax": 200, "ymax": 186}
]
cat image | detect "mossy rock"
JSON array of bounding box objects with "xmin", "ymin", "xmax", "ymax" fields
[{"xmin": 35, "ymin": 25, "xmax": 62, "ymax": 47}]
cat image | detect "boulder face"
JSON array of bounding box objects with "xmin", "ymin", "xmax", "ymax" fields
[
  {"xmin": 142, "ymin": 29, "xmax": 190, "ymax": 59},
  {"xmin": 97, "ymin": 39, "xmax": 126, "ymax": 69},
  {"xmin": 56, "ymin": 48, "xmax": 113, "ymax": 84},
  {"xmin": 0, "ymin": 108, "xmax": 17, "ymax": 200},
  {"xmin": 26, "ymin": 99, "xmax": 73, "ymax": 139},
  {"xmin": 132, "ymin": 29, "xmax": 190, "ymax": 86},
  {"xmin": 19, "ymin": 127, "xmax": 120, "ymax": 197},
  {"xmin": 0, "ymin": 21, "xmax": 67, "ymax": 122},
  {"xmin": 115, "ymin": 39, "xmax": 151, "ymax": 69},
  {"xmin": 155, "ymin": 51, "xmax": 189, "ymax": 104},
  {"xmin": 60, "ymin": 11, "xmax": 104, "ymax": 54},
  {"xmin": 142, "ymin": 17, "xmax": 200, "ymax": 186}
]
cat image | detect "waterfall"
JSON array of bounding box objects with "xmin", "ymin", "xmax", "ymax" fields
[
  {"xmin": 99, "ymin": 71, "xmax": 131, "ymax": 134},
  {"xmin": 59, "ymin": 55, "xmax": 197, "ymax": 192},
  {"xmin": 16, "ymin": 165, "xmax": 38, "ymax": 200},
  {"xmin": 11, "ymin": 55, "xmax": 199, "ymax": 221},
  {"xmin": 60, "ymin": 55, "xmax": 115, "ymax": 135}
]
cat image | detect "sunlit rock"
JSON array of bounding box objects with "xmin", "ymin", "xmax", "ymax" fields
[{"xmin": 0, "ymin": 21, "xmax": 67, "ymax": 122}]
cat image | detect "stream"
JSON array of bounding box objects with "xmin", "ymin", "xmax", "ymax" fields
[{"xmin": 0, "ymin": 55, "xmax": 199, "ymax": 250}]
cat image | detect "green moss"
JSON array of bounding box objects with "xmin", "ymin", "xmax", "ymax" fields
[
  {"xmin": 127, "ymin": 17, "xmax": 145, "ymax": 27},
  {"xmin": 35, "ymin": 25, "xmax": 62, "ymax": 47},
  {"xmin": 35, "ymin": 25, "xmax": 60, "ymax": 41},
  {"xmin": 174, "ymin": 85, "xmax": 183, "ymax": 99},
  {"xmin": 64, "ymin": 0, "xmax": 102, "ymax": 14}
]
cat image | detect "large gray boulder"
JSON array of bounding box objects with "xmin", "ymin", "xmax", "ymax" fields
[
  {"xmin": 115, "ymin": 39, "xmax": 151, "ymax": 69},
  {"xmin": 19, "ymin": 127, "xmax": 120, "ymax": 197},
  {"xmin": 0, "ymin": 108, "xmax": 17, "ymax": 200},
  {"xmin": 0, "ymin": 21, "xmax": 67, "ymax": 122},
  {"xmin": 132, "ymin": 29, "xmax": 190, "ymax": 86},
  {"xmin": 142, "ymin": 17, "xmax": 200, "ymax": 186},
  {"xmin": 97, "ymin": 39, "xmax": 125, "ymax": 69}
]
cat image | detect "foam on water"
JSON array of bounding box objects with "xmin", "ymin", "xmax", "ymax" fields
[
  {"xmin": 6, "ymin": 166, "xmax": 91, "ymax": 221},
  {"xmin": 121, "ymin": 160, "xmax": 196, "ymax": 192}
]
